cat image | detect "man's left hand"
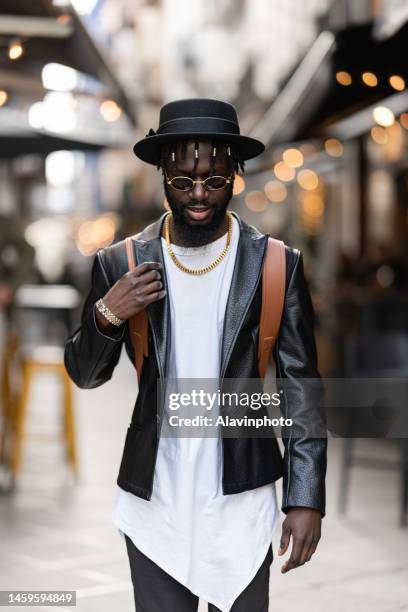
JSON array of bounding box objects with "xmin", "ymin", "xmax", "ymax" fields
[{"xmin": 278, "ymin": 507, "xmax": 322, "ymax": 573}]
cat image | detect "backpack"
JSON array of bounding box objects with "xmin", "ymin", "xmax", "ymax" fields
[{"xmin": 125, "ymin": 236, "xmax": 286, "ymax": 382}]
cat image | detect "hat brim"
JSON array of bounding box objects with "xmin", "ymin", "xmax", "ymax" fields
[{"xmin": 133, "ymin": 132, "xmax": 265, "ymax": 166}]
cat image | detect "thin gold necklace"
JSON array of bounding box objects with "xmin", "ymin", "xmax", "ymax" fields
[{"xmin": 163, "ymin": 211, "xmax": 233, "ymax": 275}]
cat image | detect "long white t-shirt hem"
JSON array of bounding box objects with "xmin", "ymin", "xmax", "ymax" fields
[{"xmin": 113, "ymin": 502, "xmax": 279, "ymax": 612}]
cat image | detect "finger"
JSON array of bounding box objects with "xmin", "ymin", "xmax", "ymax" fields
[
  {"xmin": 131, "ymin": 285, "xmax": 165, "ymax": 309},
  {"xmin": 128, "ymin": 269, "xmax": 161, "ymax": 290},
  {"xmin": 293, "ymin": 534, "xmax": 309, "ymax": 567},
  {"xmin": 299, "ymin": 538, "xmax": 315, "ymax": 565},
  {"xmin": 281, "ymin": 553, "xmax": 299, "ymax": 574},
  {"xmin": 143, "ymin": 289, "xmax": 166, "ymax": 305},
  {"xmin": 305, "ymin": 537, "xmax": 320, "ymax": 563},
  {"xmin": 281, "ymin": 536, "xmax": 305, "ymax": 573},
  {"xmin": 133, "ymin": 261, "xmax": 162, "ymax": 276},
  {"xmin": 138, "ymin": 269, "xmax": 162, "ymax": 285},
  {"xmin": 278, "ymin": 525, "xmax": 291, "ymax": 556},
  {"xmin": 135, "ymin": 280, "xmax": 163, "ymax": 297}
]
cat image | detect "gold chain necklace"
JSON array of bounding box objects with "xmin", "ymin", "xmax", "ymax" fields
[{"xmin": 163, "ymin": 211, "xmax": 233, "ymax": 275}]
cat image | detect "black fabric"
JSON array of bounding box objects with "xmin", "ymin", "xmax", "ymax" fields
[
  {"xmin": 133, "ymin": 98, "xmax": 265, "ymax": 165},
  {"xmin": 124, "ymin": 533, "xmax": 273, "ymax": 612}
]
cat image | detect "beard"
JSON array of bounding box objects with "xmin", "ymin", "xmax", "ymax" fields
[{"xmin": 163, "ymin": 181, "xmax": 233, "ymax": 247}]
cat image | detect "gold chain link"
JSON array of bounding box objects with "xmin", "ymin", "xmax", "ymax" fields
[{"xmin": 163, "ymin": 211, "xmax": 233, "ymax": 275}]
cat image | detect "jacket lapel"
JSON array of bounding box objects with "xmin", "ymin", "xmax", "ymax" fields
[
  {"xmin": 219, "ymin": 212, "xmax": 268, "ymax": 380},
  {"xmin": 132, "ymin": 213, "xmax": 170, "ymax": 380}
]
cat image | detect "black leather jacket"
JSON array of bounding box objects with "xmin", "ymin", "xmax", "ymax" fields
[{"xmin": 64, "ymin": 211, "xmax": 327, "ymax": 517}]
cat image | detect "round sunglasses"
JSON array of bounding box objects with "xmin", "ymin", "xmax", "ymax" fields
[{"xmin": 165, "ymin": 171, "xmax": 232, "ymax": 192}]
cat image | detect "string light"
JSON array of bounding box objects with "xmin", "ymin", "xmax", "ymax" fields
[
  {"xmin": 57, "ymin": 14, "xmax": 72, "ymax": 24},
  {"xmin": 100, "ymin": 100, "xmax": 122, "ymax": 122},
  {"xmin": 0, "ymin": 90, "xmax": 8, "ymax": 106},
  {"xmin": 9, "ymin": 40, "xmax": 24, "ymax": 60},
  {"xmin": 389, "ymin": 75, "xmax": 405, "ymax": 91},
  {"xmin": 373, "ymin": 106, "xmax": 395, "ymax": 127},
  {"xmin": 362, "ymin": 72, "xmax": 378, "ymax": 87},
  {"xmin": 336, "ymin": 71, "xmax": 352, "ymax": 86}
]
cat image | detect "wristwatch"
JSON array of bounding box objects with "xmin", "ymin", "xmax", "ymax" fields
[{"xmin": 95, "ymin": 298, "xmax": 124, "ymax": 327}]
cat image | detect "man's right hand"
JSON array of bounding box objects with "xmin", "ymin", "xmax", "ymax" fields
[{"xmin": 98, "ymin": 261, "xmax": 165, "ymax": 325}]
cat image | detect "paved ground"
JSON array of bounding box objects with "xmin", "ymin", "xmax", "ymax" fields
[{"xmin": 0, "ymin": 348, "xmax": 407, "ymax": 612}]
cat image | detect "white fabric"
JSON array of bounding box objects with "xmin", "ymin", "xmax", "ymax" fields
[{"xmin": 112, "ymin": 215, "xmax": 279, "ymax": 611}]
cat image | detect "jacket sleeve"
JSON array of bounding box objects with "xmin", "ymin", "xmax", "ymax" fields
[
  {"xmin": 274, "ymin": 248, "xmax": 327, "ymax": 518},
  {"xmin": 64, "ymin": 249, "xmax": 125, "ymax": 389}
]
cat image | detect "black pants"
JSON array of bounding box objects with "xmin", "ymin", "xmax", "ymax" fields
[{"xmin": 125, "ymin": 534, "xmax": 273, "ymax": 612}]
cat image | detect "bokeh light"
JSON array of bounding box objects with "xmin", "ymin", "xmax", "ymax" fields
[
  {"xmin": 282, "ymin": 148, "xmax": 304, "ymax": 168},
  {"xmin": 245, "ymin": 190, "xmax": 268, "ymax": 212},
  {"xmin": 301, "ymin": 193, "xmax": 324, "ymax": 218},
  {"xmin": 42, "ymin": 63, "xmax": 79, "ymax": 92},
  {"xmin": 297, "ymin": 169, "xmax": 319, "ymax": 190},
  {"xmin": 9, "ymin": 41, "xmax": 24, "ymax": 60},
  {"xmin": 100, "ymin": 100, "xmax": 122, "ymax": 122},
  {"xmin": 46, "ymin": 151, "xmax": 76, "ymax": 187},
  {"xmin": 264, "ymin": 180, "xmax": 287, "ymax": 203},
  {"xmin": 0, "ymin": 90, "xmax": 8, "ymax": 106},
  {"xmin": 336, "ymin": 71, "xmax": 352, "ymax": 86},
  {"xmin": 371, "ymin": 126, "xmax": 389, "ymax": 144},
  {"xmin": 324, "ymin": 139, "xmax": 344, "ymax": 157},
  {"xmin": 274, "ymin": 161, "xmax": 295, "ymax": 182},
  {"xmin": 373, "ymin": 106, "xmax": 395, "ymax": 127},
  {"xmin": 400, "ymin": 113, "xmax": 408, "ymax": 129},
  {"xmin": 233, "ymin": 174, "xmax": 245, "ymax": 195},
  {"xmin": 389, "ymin": 75, "xmax": 405, "ymax": 91},
  {"xmin": 76, "ymin": 215, "xmax": 116, "ymax": 255},
  {"xmin": 362, "ymin": 72, "xmax": 378, "ymax": 87}
]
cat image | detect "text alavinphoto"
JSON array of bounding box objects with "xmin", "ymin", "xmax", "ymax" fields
[{"xmin": 168, "ymin": 415, "xmax": 293, "ymax": 428}]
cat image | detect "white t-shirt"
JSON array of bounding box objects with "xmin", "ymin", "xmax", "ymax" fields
[{"xmin": 112, "ymin": 215, "xmax": 279, "ymax": 611}]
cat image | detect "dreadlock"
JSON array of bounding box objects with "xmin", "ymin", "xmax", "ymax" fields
[
  {"xmin": 157, "ymin": 138, "xmax": 246, "ymax": 177},
  {"xmin": 193, "ymin": 138, "xmax": 199, "ymax": 174}
]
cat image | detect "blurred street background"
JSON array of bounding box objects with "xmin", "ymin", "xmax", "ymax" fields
[{"xmin": 0, "ymin": 0, "xmax": 408, "ymax": 610}]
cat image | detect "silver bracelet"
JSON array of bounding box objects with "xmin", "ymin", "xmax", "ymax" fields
[{"xmin": 95, "ymin": 298, "xmax": 124, "ymax": 327}]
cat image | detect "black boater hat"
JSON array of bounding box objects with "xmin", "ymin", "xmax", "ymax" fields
[{"xmin": 133, "ymin": 97, "xmax": 265, "ymax": 166}]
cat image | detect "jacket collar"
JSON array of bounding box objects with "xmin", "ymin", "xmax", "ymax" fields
[{"xmin": 132, "ymin": 211, "xmax": 268, "ymax": 380}]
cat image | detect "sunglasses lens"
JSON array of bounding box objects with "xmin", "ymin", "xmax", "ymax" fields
[
  {"xmin": 171, "ymin": 177, "xmax": 193, "ymax": 191},
  {"xmin": 205, "ymin": 176, "xmax": 227, "ymax": 190}
]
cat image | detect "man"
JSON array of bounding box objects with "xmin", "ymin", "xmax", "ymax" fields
[{"xmin": 64, "ymin": 98, "xmax": 327, "ymax": 611}]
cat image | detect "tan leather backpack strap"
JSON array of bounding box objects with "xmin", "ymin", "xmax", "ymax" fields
[
  {"xmin": 125, "ymin": 237, "xmax": 149, "ymax": 382},
  {"xmin": 258, "ymin": 237, "xmax": 286, "ymax": 379}
]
